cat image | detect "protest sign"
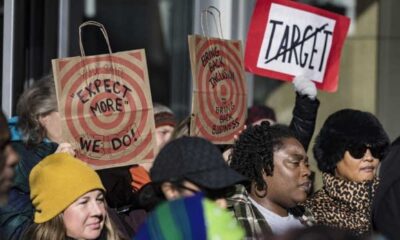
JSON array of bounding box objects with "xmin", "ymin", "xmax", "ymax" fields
[
  {"xmin": 52, "ymin": 21, "xmax": 155, "ymax": 169},
  {"xmin": 245, "ymin": 0, "xmax": 350, "ymax": 92},
  {"xmin": 188, "ymin": 35, "xmax": 247, "ymax": 144}
]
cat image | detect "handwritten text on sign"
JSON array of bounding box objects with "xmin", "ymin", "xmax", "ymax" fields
[
  {"xmin": 256, "ymin": 3, "xmax": 335, "ymax": 83},
  {"xmin": 200, "ymin": 46, "xmax": 239, "ymax": 135},
  {"xmin": 201, "ymin": 46, "xmax": 235, "ymax": 89},
  {"xmin": 189, "ymin": 35, "xmax": 247, "ymax": 144}
]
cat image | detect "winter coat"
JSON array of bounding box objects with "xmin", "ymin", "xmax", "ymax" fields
[
  {"xmin": 373, "ymin": 136, "xmax": 400, "ymax": 240},
  {"xmin": 0, "ymin": 141, "xmax": 57, "ymax": 240},
  {"xmin": 289, "ymin": 93, "xmax": 320, "ymax": 151},
  {"xmin": 304, "ymin": 173, "xmax": 378, "ymax": 236}
]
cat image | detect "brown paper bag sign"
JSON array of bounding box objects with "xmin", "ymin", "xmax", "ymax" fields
[
  {"xmin": 52, "ymin": 21, "xmax": 156, "ymax": 169},
  {"xmin": 188, "ymin": 7, "xmax": 247, "ymax": 144}
]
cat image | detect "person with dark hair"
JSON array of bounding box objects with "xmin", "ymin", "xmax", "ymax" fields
[
  {"xmin": 304, "ymin": 109, "xmax": 390, "ymax": 236},
  {"xmin": 372, "ymin": 136, "xmax": 400, "ymax": 239},
  {"xmin": 141, "ymin": 136, "xmax": 245, "ymax": 210},
  {"xmin": 228, "ymin": 122, "xmax": 313, "ymax": 238},
  {"xmin": 134, "ymin": 136, "xmax": 245, "ymax": 239},
  {"xmin": 0, "ymin": 110, "xmax": 19, "ymax": 205}
]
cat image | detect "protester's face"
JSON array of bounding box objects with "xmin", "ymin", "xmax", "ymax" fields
[
  {"xmin": 155, "ymin": 125, "xmax": 174, "ymax": 152},
  {"xmin": 0, "ymin": 145, "xmax": 19, "ymax": 199},
  {"xmin": 335, "ymin": 149, "xmax": 379, "ymax": 182},
  {"xmin": 265, "ymin": 137, "xmax": 311, "ymax": 208},
  {"xmin": 63, "ymin": 190, "xmax": 106, "ymax": 240},
  {"xmin": 39, "ymin": 111, "xmax": 63, "ymax": 144}
]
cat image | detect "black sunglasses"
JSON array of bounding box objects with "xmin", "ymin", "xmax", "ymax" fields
[
  {"xmin": 347, "ymin": 144, "xmax": 385, "ymax": 159},
  {"xmin": 174, "ymin": 182, "xmax": 235, "ymax": 200}
]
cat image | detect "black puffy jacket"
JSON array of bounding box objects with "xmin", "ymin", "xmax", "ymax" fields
[{"xmin": 289, "ymin": 93, "xmax": 320, "ymax": 151}]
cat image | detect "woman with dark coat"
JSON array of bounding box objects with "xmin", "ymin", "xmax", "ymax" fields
[
  {"xmin": 304, "ymin": 109, "xmax": 390, "ymax": 236},
  {"xmin": 372, "ymin": 136, "xmax": 400, "ymax": 239}
]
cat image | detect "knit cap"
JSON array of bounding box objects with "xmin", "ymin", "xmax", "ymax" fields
[
  {"xmin": 29, "ymin": 152, "xmax": 105, "ymax": 223},
  {"xmin": 246, "ymin": 105, "xmax": 276, "ymax": 126},
  {"xmin": 154, "ymin": 103, "xmax": 176, "ymax": 128}
]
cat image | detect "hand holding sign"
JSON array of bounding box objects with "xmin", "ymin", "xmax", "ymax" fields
[
  {"xmin": 293, "ymin": 75, "xmax": 317, "ymax": 100},
  {"xmin": 52, "ymin": 21, "xmax": 156, "ymax": 169},
  {"xmin": 55, "ymin": 142, "xmax": 76, "ymax": 157},
  {"xmin": 245, "ymin": 0, "xmax": 350, "ymax": 92}
]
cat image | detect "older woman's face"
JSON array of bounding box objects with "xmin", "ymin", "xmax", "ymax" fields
[
  {"xmin": 335, "ymin": 149, "xmax": 379, "ymax": 182},
  {"xmin": 63, "ymin": 190, "xmax": 106, "ymax": 240},
  {"xmin": 39, "ymin": 111, "xmax": 63, "ymax": 144}
]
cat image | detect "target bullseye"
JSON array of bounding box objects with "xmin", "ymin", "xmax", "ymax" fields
[{"xmin": 53, "ymin": 50, "xmax": 155, "ymax": 169}]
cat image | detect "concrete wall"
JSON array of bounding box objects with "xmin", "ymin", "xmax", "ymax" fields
[{"xmin": 377, "ymin": 0, "xmax": 400, "ymax": 141}]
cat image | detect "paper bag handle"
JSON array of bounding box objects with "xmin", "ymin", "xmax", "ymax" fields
[
  {"xmin": 79, "ymin": 21, "xmax": 113, "ymax": 57},
  {"xmin": 200, "ymin": 6, "xmax": 224, "ymax": 39}
]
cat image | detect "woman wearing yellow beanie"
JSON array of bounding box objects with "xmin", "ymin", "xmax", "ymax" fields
[{"xmin": 22, "ymin": 153, "xmax": 127, "ymax": 240}]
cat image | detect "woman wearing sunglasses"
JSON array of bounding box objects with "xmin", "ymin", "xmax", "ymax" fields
[{"xmin": 304, "ymin": 109, "xmax": 389, "ymax": 236}]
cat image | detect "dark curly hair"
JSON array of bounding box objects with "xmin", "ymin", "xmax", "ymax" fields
[
  {"xmin": 229, "ymin": 122, "xmax": 296, "ymax": 192},
  {"xmin": 313, "ymin": 109, "xmax": 390, "ymax": 174}
]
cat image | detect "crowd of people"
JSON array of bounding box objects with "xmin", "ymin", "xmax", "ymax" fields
[{"xmin": 0, "ymin": 72, "xmax": 399, "ymax": 240}]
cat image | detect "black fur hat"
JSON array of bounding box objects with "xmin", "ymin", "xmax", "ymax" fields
[{"xmin": 313, "ymin": 109, "xmax": 390, "ymax": 174}]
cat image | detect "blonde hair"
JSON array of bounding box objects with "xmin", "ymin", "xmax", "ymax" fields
[{"xmin": 23, "ymin": 211, "xmax": 126, "ymax": 240}]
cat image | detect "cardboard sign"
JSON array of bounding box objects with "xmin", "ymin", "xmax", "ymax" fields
[
  {"xmin": 52, "ymin": 49, "xmax": 156, "ymax": 169},
  {"xmin": 188, "ymin": 35, "xmax": 247, "ymax": 144},
  {"xmin": 245, "ymin": 0, "xmax": 350, "ymax": 92}
]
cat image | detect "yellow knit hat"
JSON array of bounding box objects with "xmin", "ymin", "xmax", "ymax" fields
[{"xmin": 30, "ymin": 153, "xmax": 105, "ymax": 223}]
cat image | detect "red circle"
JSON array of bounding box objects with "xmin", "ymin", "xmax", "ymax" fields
[
  {"xmin": 197, "ymin": 44, "xmax": 244, "ymax": 140},
  {"xmin": 59, "ymin": 54, "xmax": 153, "ymax": 164},
  {"xmin": 193, "ymin": 38, "xmax": 247, "ymax": 141},
  {"xmin": 220, "ymin": 85, "xmax": 227, "ymax": 97},
  {"xmin": 199, "ymin": 43, "xmax": 242, "ymax": 120}
]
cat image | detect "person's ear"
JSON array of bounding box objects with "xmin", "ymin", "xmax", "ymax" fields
[
  {"xmin": 254, "ymin": 169, "xmax": 269, "ymax": 198},
  {"xmin": 161, "ymin": 182, "xmax": 180, "ymax": 200}
]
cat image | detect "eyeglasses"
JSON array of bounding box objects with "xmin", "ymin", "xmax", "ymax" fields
[
  {"xmin": 174, "ymin": 182, "xmax": 235, "ymax": 200},
  {"xmin": 347, "ymin": 144, "xmax": 385, "ymax": 159}
]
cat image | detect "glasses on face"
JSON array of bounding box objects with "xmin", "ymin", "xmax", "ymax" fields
[
  {"xmin": 174, "ymin": 182, "xmax": 235, "ymax": 200},
  {"xmin": 347, "ymin": 144, "xmax": 385, "ymax": 159}
]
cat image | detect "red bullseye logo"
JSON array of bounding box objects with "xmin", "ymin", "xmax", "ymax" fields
[
  {"xmin": 189, "ymin": 36, "xmax": 247, "ymax": 143},
  {"xmin": 53, "ymin": 50, "xmax": 155, "ymax": 169}
]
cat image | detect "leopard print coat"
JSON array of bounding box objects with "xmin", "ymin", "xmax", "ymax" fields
[{"xmin": 303, "ymin": 173, "xmax": 379, "ymax": 236}]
